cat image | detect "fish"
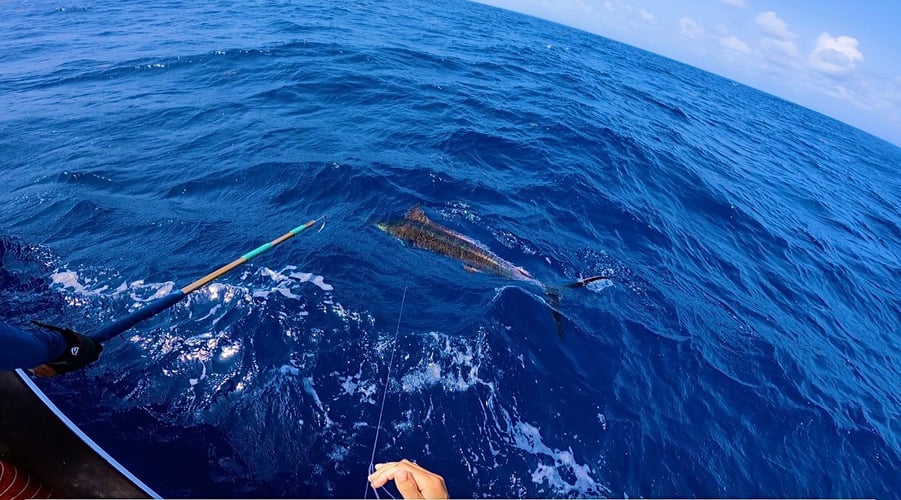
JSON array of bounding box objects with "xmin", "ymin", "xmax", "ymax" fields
[{"xmin": 377, "ymin": 205, "xmax": 608, "ymax": 335}]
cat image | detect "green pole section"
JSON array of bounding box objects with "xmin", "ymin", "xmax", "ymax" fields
[{"xmin": 181, "ymin": 218, "xmax": 320, "ymax": 295}]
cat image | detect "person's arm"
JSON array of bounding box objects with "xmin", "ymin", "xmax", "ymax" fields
[
  {"xmin": 0, "ymin": 321, "xmax": 66, "ymax": 370},
  {"xmin": 1, "ymin": 320, "xmax": 102, "ymax": 377},
  {"xmin": 368, "ymin": 459, "xmax": 448, "ymax": 499},
  {"xmin": 29, "ymin": 321, "xmax": 103, "ymax": 377}
]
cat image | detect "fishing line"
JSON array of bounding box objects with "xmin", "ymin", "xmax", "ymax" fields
[{"xmin": 364, "ymin": 286, "xmax": 408, "ymax": 499}]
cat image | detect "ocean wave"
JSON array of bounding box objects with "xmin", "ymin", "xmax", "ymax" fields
[{"xmin": 3, "ymin": 0, "xmax": 900, "ymax": 497}]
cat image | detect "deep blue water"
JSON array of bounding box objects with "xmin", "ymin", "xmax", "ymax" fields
[{"xmin": 2, "ymin": 0, "xmax": 900, "ymax": 498}]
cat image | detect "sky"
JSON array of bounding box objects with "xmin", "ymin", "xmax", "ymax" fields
[{"xmin": 471, "ymin": 0, "xmax": 901, "ymax": 146}]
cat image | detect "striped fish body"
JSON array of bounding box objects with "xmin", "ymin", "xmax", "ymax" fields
[
  {"xmin": 378, "ymin": 205, "xmax": 609, "ymax": 337},
  {"xmin": 377, "ymin": 207, "xmax": 542, "ymax": 287}
]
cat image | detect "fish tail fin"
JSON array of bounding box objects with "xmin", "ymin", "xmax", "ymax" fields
[
  {"xmin": 561, "ymin": 275, "xmax": 609, "ymax": 289},
  {"xmin": 545, "ymin": 275, "xmax": 610, "ymax": 337}
]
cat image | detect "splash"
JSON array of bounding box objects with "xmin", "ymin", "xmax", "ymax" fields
[
  {"xmin": 251, "ymin": 265, "xmax": 334, "ymax": 298},
  {"xmin": 399, "ymin": 332, "xmax": 492, "ymax": 393},
  {"xmin": 50, "ymin": 270, "xmax": 111, "ymax": 295},
  {"xmin": 381, "ymin": 325, "xmax": 609, "ymax": 498},
  {"xmin": 512, "ymin": 421, "xmax": 607, "ymax": 496},
  {"xmin": 44, "ymin": 257, "xmax": 609, "ymax": 498}
]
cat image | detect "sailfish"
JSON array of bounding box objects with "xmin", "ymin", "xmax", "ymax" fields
[{"xmin": 377, "ymin": 205, "xmax": 608, "ymax": 336}]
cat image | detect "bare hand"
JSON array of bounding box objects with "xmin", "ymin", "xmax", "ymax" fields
[
  {"xmin": 29, "ymin": 364, "xmax": 58, "ymax": 378},
  {"xmin": 368, "ymin": 459, "xmax": 449, "ymax": 499}
]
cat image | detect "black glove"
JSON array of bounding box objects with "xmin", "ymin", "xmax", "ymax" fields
[{"xmin": 31, "ymin": 321, "xmax": 103, "ymax": 375}]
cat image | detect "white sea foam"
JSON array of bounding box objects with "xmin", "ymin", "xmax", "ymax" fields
[
  {"xmin": 51, "ymin": 270, "xmax": 105, "ymax": 294},
  {"xmin": 279, "ymin": 364, "xmax": 300, "ymax": 377},
  {"xmin": 399, "ymin": 332, "xmax": 491, "ymax": 393},
  {"xmin": 47, "ymin": 261, "xmax": 608, "ymax": 498},
  {"xmin": 512, "ymin": 421, "xmax": 607, "ymax": 496},
  {"xmin": 311, "ymin": 275, "xmax": 332, "ymax": 291},
  {"xmin": 327, "ymin": 445, "xmax": 349, "ymax": 462},
  {"xmin": 302, "ymin": 376, "xmax": 334, "ymax": 427},
  {"xmin": 194, "ymin": 303, "xmax": 222, "ymax": 322},
  {"xmin": 290, "ymin": 271, "xmax": 334, "ymax": 291},
  {"xmin": 381, "ymin": 326, "xmax": 607, "ymax": 497},
  {"xmin": 47, "ymin": 264, "xmax": 335, "ymax": 350},
  {"xmin": 219, "ymin": 342, "xmax": 240, "ymax": 361},
  {"xmin": 189, "ymin": 362, "xmax": 207, "ymax": 386},
  {"xmin": 333, "ymin": 367, "xmax": 378, "ymax": 404}
]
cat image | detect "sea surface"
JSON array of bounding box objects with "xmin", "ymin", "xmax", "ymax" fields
[{"xmin": 1, "ymin": 0, "xmax": 899, "ymax": 498}]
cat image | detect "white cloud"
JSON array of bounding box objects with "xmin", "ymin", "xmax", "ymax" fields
[
  {"xmin": 813, "ymin": 72, "xmax": 899, "ymax": 119},
  {"xmin": 568, "ymin": 0, "xmax": 594, "ymax": 15},
  {"xmin": 754, "ymin": 11, "xmax": 798, "ymax": 65},
  {"xmin": 680, "ymin": 17, "xmax": 702, "ymax": 38},
  {"xmin": 721, "ymin": 0, "xmax": 748, "ymax": 7},
  {"xmin": 534, "ymin": 0, "xmax": 593, "ymax": 15},
  {"xmin": 760, "ymin": 37, "xmax": 799, "ymax": 59},
  {"xmin": 809, "ymin": 33, "xmax": 863, "ymax": 75},
  {"xmin": 755, "ymin": 11, "xmax": 796, "ymax": 41},
  {"xmin": 592, "ymin": 0, "xmax": 660, "ymax": 31},
  {"xmin": 719, "ymin": 35, "xmax": 750, "ymax": 54},
  {"xmin": 602, "ymin": 0, "xmax": 634, "ymax": 15}
]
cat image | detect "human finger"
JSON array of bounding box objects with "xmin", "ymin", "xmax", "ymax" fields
[
  {"xmin": 394, "ymin": 469, "xmax": 425, "ymax": 499},
  {"xmin": 369, "ymin": 460, "xmax": 424, "ymax": 485},
  {"xmin": 368, "ymin": 460, "xmax": 448, "ymax": 499},
  {"xmin": 369, "ymin": 461, "xmax": 401, "ymax": 487}
]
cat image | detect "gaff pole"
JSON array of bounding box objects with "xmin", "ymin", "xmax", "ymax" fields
[{"xmin": 89, "ymin": 218, "xmax": 323, "ymax": 343}]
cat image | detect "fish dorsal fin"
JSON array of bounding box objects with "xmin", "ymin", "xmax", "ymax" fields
[
  {"xmin": 404, "ymin": 203, "xmax": 491, "ymax": 251},
  {"xmin": 406, "ymin": 204, "xmax": 432, "ymax": 224}
]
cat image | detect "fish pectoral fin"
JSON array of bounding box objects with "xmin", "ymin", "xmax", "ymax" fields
[{"xmin": 463, "ymin": 264, "xmax": 481, "ymax": 273}]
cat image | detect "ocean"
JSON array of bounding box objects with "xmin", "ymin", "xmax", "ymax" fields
[{"xmin": 1, "ymin": 0, "xmax": 899, "ymax": 497}]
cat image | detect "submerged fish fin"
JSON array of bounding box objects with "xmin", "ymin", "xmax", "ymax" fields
[
  {"xmin": 464, "ymin": 264, "xmax": 481, "ymax": 273},
  {"xmin": 546, "ymin": 287, "xmax": 565, "ymax": 338},
  {"xmin": 406, "ymin": 204, "xmax": 431, "ymax": 224}
]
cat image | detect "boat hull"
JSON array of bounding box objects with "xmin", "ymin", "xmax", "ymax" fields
[{"xmin": 0, "ymin": 370, "xmax": 157, "ymax": 499}]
